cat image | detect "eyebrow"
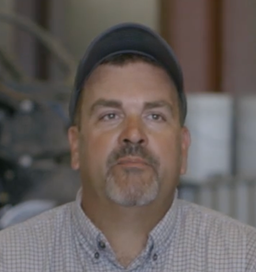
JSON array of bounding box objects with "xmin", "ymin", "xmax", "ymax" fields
[
  {"xmin": 90, "ymin": 99, "xmax": 122, "ymax": 114},
  {"xmin": 89, "ymin": 98, "xmax": 173, "ymax": 115},
  {"xmin": 144, "ymin": 100, "xmax": 173, "ymax": 114}
]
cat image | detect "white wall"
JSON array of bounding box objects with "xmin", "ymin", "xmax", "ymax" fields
[{"xmin": 64, "ymin": 0, "xmax": 159, "ymax": 59}]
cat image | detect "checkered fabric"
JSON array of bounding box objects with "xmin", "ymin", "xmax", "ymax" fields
[{"xmin": 0, "ymin": 189, "xmax": 256, "ymax": 271}]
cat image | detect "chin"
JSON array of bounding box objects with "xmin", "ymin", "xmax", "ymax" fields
[{"xmin": 105, "ymin": 169, "xmax": 160, "ymax": 207}]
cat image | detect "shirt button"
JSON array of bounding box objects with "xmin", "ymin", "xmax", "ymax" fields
[
  {"xmin": 98, "ymin": 241, "xmax": 106, "ymax": 249},
  {"xmin": 94, "ymin": 252, "xmax": 100, "ymax": 259},
  {"xmin": 152, "ymin": 253, "xmax": 158, "ymax": 261}
]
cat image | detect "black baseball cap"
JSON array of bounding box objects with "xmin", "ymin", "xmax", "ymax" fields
[{"xmin": 69, "ymin": 22, "xmax": 186, "ymax": 125}]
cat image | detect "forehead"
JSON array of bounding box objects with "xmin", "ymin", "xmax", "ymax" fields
[{"xmin": 81, "ymin": 62, "xmax": 178, "ymax": 106}]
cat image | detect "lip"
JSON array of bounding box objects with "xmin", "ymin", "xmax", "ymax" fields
[{"xmin": 116, "ymin": 157, "xmax": 149, "ymax": 167}]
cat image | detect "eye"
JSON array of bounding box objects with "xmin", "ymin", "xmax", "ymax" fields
[
  {"xmin": 101, "ymin": 113, "xmax": 119, "ymax": 121},
  {"xmin": 147, "ymin": 113, "xmax": 165, "ymax": 122}
]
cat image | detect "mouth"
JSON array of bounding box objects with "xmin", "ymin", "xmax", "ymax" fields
[{"xmin": 116, "ymin": 157, "xmax": 150, "ymax": 168}]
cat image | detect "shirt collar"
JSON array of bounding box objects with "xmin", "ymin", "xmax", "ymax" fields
[
  {"xmin": 71, "ymin": 188, "xmax": 179, "ymax": 259},
  {"xmin": 149, "ymin": 190, "xmax": 179, "ymax": 253},
  {"xmin": 71, "ymin": 188, "xmax": 103, "ymax": 257}
]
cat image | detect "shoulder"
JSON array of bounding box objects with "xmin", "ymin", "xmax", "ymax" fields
[
  {"xmin": 177, "ymin": 198, "xmax": 256, "ymax": 233},
  {"xmin": 177, "ymin": 199, "xmax": 256, "ymax": 270},
  {"xmin": 0, "ymin": 202, "xmax": 74, "ymax": 257}
]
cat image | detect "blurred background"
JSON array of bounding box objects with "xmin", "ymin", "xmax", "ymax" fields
[{"xmin": 0, "ymin": 0, "xmax": 256, "ymax": 228}]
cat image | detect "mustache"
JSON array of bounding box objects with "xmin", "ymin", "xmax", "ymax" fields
[{"xmin": 106, "ymin": 143, "xmax": 160, "ymax": 169}]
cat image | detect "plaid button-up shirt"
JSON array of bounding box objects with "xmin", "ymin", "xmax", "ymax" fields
[{"xmin": 0, "ymin": 190, "xmax": 256, "ymax": 271}]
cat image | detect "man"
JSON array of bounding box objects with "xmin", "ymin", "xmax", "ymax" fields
[{"xmin": 0, "ymin": 23, "xmax": 256, "ymax": 272}]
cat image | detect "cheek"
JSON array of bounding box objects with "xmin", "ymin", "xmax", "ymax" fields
[
  {"xmin": 151, "ymin": 133, "xmax": 182, "ymax": 171},
  {"xmin": 80, "ymin": 130, "xmax": 118, "ymax": 170}
]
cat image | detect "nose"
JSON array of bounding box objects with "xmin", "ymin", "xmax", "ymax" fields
[{"xmin": 118, "ymin": 116, "xmax": 148, "ymax": 146}]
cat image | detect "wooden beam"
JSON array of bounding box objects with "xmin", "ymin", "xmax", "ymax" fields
[
  {"xmin": 159, "ymin": 0, "xmax": 223, "ymax": 93},
  {"xmin": 34, "ymin": 0, "xmax": 50, "ymax": 80}
]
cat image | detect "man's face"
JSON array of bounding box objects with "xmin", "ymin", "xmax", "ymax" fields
[{"xmin": 68, "ymin": 62, "xmax": 190, "ymax": 207}]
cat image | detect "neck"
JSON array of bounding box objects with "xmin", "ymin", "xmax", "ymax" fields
[{"xmin": 81, "ymin": 188, "xmax": 175, "ymax": 266}]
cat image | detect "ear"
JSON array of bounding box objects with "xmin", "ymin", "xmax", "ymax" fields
[
  {"xmin": 180, "ymin": 126, "xmax": 191, "ymax": 175},
  {"xmin": 68, "ymin": 126, "xmax": 80, "ymax": 170}
]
